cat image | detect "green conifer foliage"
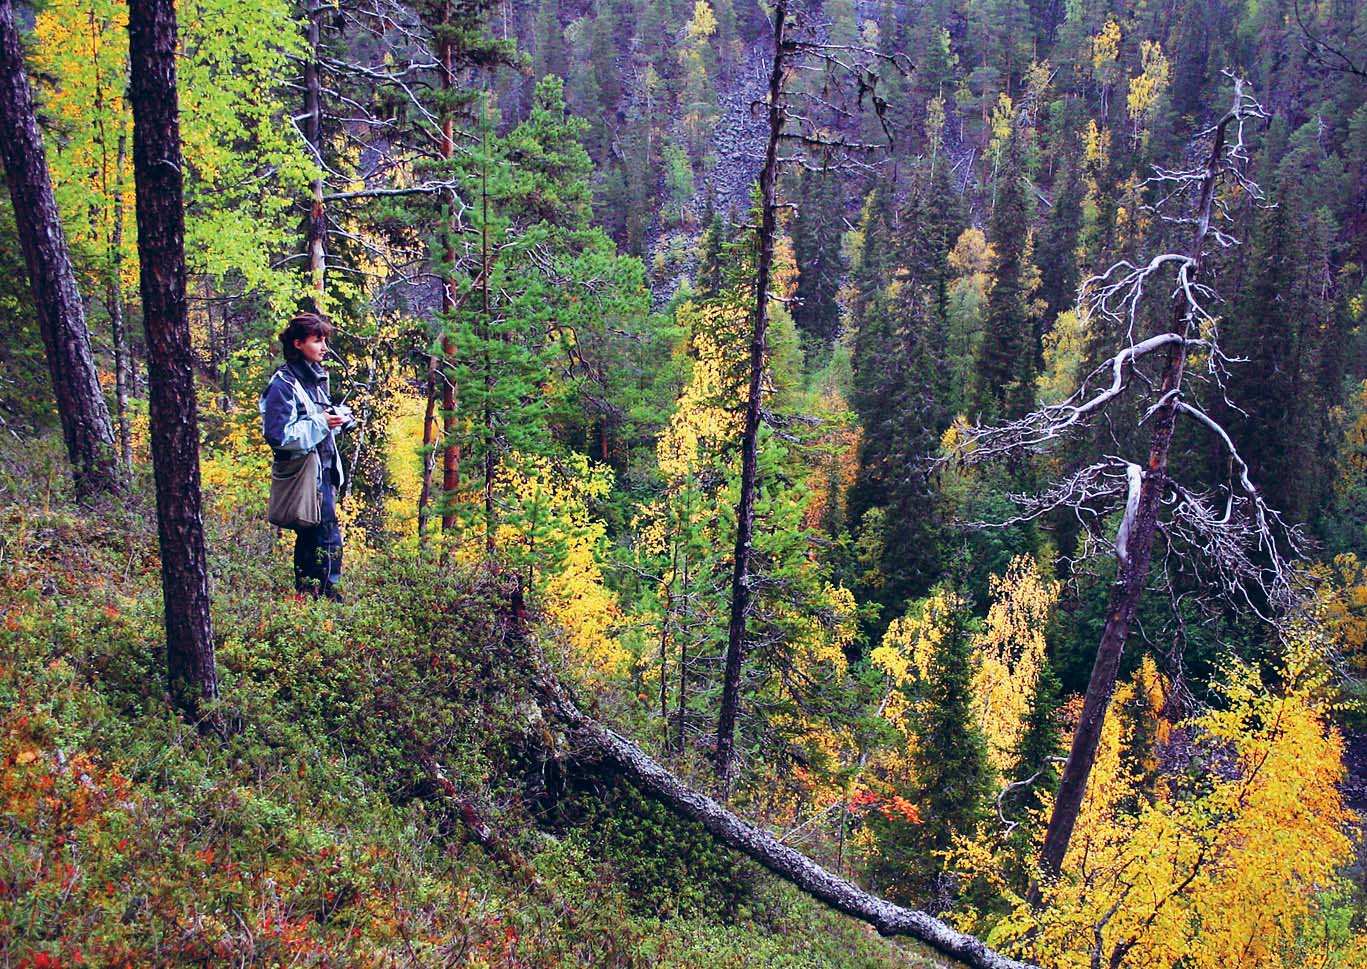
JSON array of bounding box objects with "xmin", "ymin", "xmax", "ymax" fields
[
  {"xmin": 1037, "ymin": 156, "xmax": 1085, "ymax": 327},
  {"xmin": 997, "ymin": 662, "xmax": 1062, "ymax": 890},
  {"xmin": 532, "ymin": 0, "xmax": 568, "ymax": 82},
  {"xmin": 1221, "ymin": 176, "xmax": 1335, "ymax": 523},
  {"xmin": 866, "ymin": 590, "xmax": 992, "ymax": 910},
  {"xmin": 438, "ymin": 77, "xmax": 644, "ymax": 550},
  {"xmin": 974, "ymin": 127, "xmax": 1039, "ymax": 421},
  {"xmin": 695, "ymin": 201, "xmax": 727, "ymax": 299},
  {"xmin": 791, "ymin": 168, "xmax": 847, "ymax": 353},
  {"xmin": 844, "ymin": 166, "xmax": 964, "ymax": 624}
]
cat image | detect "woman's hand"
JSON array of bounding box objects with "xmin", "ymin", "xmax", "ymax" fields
[{"xmin": 325, "ymin": 413, "xmax": 346, "ymax": 430}]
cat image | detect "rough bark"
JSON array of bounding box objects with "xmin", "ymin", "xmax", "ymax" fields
[
  {"xmin": 439, "ymin": 21, "xmax": 459, "ymax": 534},
  {"xmin": 539, "ymin": 673, "xmax": 1036, "ymax": 969},
  {"xmin": 716, "ymin": 0, "xmax": 787, "ymax": 786},
  {"xmin": 1033, "ymin": 108, "xmax": 1234, "ymax": 888},
  {"xmin": 303, "ymin": 0, "xmax": 326, "ymax": 307},
  {"xmin": 109, "ymin": 135, "xmax": 133, "ymax": 472},
  {"xmin": 0, "ymin": 0, "xmax": 119, "ymax": 499},
  {"xmin": 417, "ymin": 354, "xmax": 439, "ymax": 544},
  {"xmin": 128, "ymin": 0, "xmax": 219, "ymax": 718}
]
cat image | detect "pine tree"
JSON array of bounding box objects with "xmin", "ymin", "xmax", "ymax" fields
[
  {"xmin": 0, "ymin": 0, "xmax": 119, "ymax": 498},
  {"xmin": 443, "ymin": 76, "xmax": 596, "ymax": 548},
  {"xmin": 128, "ymin": 0, "xmax": 218, "ymax": 717}
]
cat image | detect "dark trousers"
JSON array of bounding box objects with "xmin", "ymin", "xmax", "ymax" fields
[{"xmin": 293, "ymin": 471, "xmax": 342, "ymax": 595}]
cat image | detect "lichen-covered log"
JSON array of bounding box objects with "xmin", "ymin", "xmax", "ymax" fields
[{"xmin": 536, "ymin": 674, "xmax": 1036, "ymax": 969}]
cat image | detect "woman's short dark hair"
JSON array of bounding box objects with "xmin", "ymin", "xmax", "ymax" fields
[{"xmin": 280, "ymin": 312, "xmax": 334, "ymax": 362}]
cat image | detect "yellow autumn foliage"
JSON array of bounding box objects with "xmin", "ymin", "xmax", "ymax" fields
[
  {"xmin": 495, "ymin": 455, "xmax": 627, "ymax": 680},
  {"xmin": 685, "ymin": 0, "xmax": 717, "ymax": 40},
  {"xmin": 949, "ymin": 227, "xmax": 996, "ymax": 282},
  {"xmin": 32, "ymin": 0, "xmax": 138, "ymax": 290},
  {"xmin": 1038, "ymin": 308, "xmax": 1092, "ymax": 405},
  {"xmin": 1091, "ymin": 21, "xmax": 1121, "ymax": 82},
  {"xmin": 1313, "ymin": 552, "xmax": 1367, "ymax": 675},
  {"xmin": 988, "ymin": 93, "xmax": 1016, "ymax": 165},
  {"xmin": 970, "ymin": 626, "xmax": 1363, "ymax": 969},
  {"xmin": 971, "ymin": 557, "xmax": 1059, "ymax": 774},
  {"xmin": 1126, "ymin": 40, "xmax": 1170, "ymax": 146},
  {"xmin": 872, "ymin": 592, "xmax": 955, "ymax": 697},
  {"xmin": 656, "ymin": 301, "xmax": 748, "ymax": 479},
  {"xmin": 1334, "ymin": 380, "xmax": 1367, "ymax": 499},
  {"xmin": 868, "ymin": 591, "xmax": 964, "ymax": 781}
]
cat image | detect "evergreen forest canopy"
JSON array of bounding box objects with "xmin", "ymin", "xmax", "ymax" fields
[{"xmin": 2, "ymin": 0, "xmax": 1367, "ymax": 966}]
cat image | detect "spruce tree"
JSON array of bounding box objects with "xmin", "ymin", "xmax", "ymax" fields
[
  {"xmin": 867, "ymin": 591, "xmax": 992, "ymax": 910},
  {"xmin": 973, "ymin": 126, "xmax": 1038, "ymax": 421},
  {"xmin": 1037, "ymin": 156, "xmax": 1084, "ymax": 328},
  {"xmin": 1221, "ymin": 175, "xmax": 1332, "ymax": 523},
  {"xmin": 998, "ymin": 663, "xmax": 1062, "ymax": 891},
  {"xmin": 846, "ymin": 166, "xmax": 963, "ymax": 628},
  {"xmin": 791, "ymin": 167, "xmax": 846, "ymax": 352},
  {"xmin": 695, "ymin": 199, "xmax": 726, "ymax": 298}
]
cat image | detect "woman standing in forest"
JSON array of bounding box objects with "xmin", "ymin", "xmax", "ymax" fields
[{"xmin": 260, "ymin": 312, "xmax": 352, "ymax": 600}]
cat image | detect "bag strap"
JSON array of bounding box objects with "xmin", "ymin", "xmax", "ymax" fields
[{"xmin": 275, "ymin": 368, "xmax": 319, "ymax": 419}]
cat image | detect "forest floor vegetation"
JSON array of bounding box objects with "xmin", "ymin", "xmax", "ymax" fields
[{"xmin": 0, "ymin": 433, "xmax": 943, "ymax": 968}]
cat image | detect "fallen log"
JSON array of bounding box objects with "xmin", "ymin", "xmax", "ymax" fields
[{"xmin": 536, "ymin": 673, "xmax": 1037, "ymax": 969}]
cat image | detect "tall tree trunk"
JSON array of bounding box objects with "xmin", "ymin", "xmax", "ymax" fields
[
  {"xmin": 480, "ymin": 133, "xmax": 495, "ymax": 554},
  {"xmin": 439, "ymin": 17, "xmax": 460, "ymax": 533},
  {"xmin": 128, "ymin": 0, "xmax": 219, "ymax": 719},
  {"xmin": 303, "ymin": 0, "xmax": 326, "ymax": 308},
  {"xmin": 0, "ymin": 0, "xmax": 119, "ymax": 499},
  {"xmin": 420, "ymin": 258, "xmax": 488, "ymax": 545},
  {"xmin": 1034, "ymin": 107, "xmax": 1234, "ymax": 889},
  {"xmin": 715, "ymin": 0, "xmax": 787, "ymax": 787},
  {"xmin": 110, "ymin": 134, "xmax": 133, "ymax": 471},
  {"xmin": 417, "ymin": 354, "xmax": 439, "ymax": 544}
]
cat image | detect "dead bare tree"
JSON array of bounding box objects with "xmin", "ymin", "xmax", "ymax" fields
[
  {"xmin": 945, "ymin": 78, "xmax": 1303, "ymax": 893},
  {"xmin": 301, "ymin": 0, "xmax": 327, "ymax": 308},
  {"xmin": 715, "ymin": 0, "xmax": 904, "ymax": 788},
  {"xmin": 714, "ymin": 0, "xmax": 790, "ymax": 789}
]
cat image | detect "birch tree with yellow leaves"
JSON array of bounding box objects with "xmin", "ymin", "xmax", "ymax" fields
[
  {"xmin": 954, "ymin": 623, "xmax": 1366, "ymax": 969},
  {"xmin": 33, "ymin": 0, "xmax": 315, "ymax": 439}
]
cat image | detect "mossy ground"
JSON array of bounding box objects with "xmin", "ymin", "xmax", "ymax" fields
[{"xmin": 0, "ymin": 437, "xmax": 940, "ymax": 968}]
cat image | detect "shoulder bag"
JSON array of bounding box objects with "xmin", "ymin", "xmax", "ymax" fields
[{"xmin": 267, "ymin": 373, "xmax": 323, "ymax": 529}]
